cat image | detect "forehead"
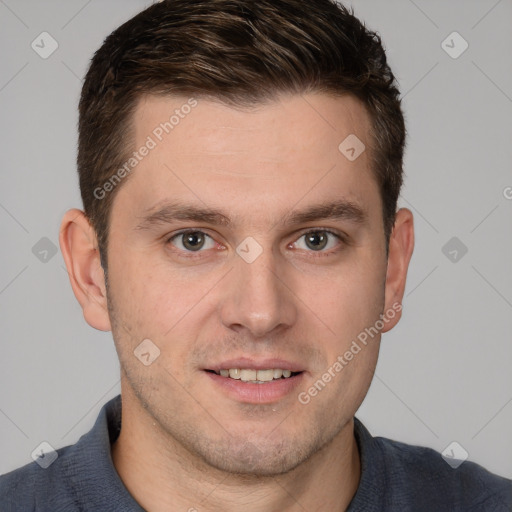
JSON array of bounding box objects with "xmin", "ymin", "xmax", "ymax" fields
[
  {"xmin": 133, "ymin": 91, "xmax": 372, "ymax": 159},
  {"xmin": 114, "ymin": 92, "xmax": 380, "ymax": 228}
]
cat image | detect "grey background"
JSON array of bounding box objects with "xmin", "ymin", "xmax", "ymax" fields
[{"xmin": 1, "ymin": 0, "xmax": 511, "ymax": 479}]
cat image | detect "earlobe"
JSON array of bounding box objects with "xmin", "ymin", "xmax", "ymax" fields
[
  {"xmin": 381, "ymin": 208, "xmax": 415, "ymax": 333},
  {"xmin": 59, "ymin": 209, "xmax": 112, "ymax": 332}
]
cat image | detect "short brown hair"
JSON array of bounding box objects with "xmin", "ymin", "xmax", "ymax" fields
[{"xmin": 78, "ymin": 0, "xmax": 405, "ymax": 270}]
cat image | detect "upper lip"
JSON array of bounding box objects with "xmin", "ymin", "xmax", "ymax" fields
[{"xmin": 205, "ymin": 357, "xmax": 305, "ymax": 372}]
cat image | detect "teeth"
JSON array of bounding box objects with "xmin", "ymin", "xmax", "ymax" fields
[
  {"xmin": 240, "ymin": 369, "xmax": 257, "ymax": 381},
  {"xmin": 216, "ymin": 368, "xmax": 296, "ymax": 382},
  {"xmin": 256, "ymin": 369, "xmax": 274, "ymax": 382},
  {"xmin": 273, "ymin": 369, "xmax": 283, "ymax": 379}
]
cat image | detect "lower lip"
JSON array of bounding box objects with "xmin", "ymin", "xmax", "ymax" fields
[{"xmin": 204, "ymin": 371, "xmax": 305, "ymax": 404}]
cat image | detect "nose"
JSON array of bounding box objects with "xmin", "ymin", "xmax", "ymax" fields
[{"xmin": 218, "ymin": 245, "xmax": 298, "ymax": 338}]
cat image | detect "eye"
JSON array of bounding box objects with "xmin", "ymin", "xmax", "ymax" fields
[
  {"xmin": 168, "ymin": 230, "xmax": 217, "ymax": 252},
  {"xmin": 166, "ymin": 229, "xmax": 344, "ymax": 257},
  {"xmin": 292, "ymin": 230, "xmax": 342, "ymax": 252}
]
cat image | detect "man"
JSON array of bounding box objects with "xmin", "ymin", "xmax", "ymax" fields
[{"xmin": 1, "ymin": 0, "xmax": 510, "ymax": 510}]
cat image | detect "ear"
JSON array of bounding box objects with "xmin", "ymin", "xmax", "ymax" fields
[
  {"xmin": 381, "ymin": 208, "xmax": 414, "ymax": 333},
  {"xmin": 59, "ymin": 209, "xmax": 111, "ymax": 331}
]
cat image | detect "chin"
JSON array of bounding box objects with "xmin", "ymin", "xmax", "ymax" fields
[{"xmin": 193, "ymin": 434, "xmax": 317, "ymax": 477}]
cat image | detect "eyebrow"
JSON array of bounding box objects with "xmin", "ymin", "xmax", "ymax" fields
[{"xmin": 134, "ymin": 199, "xmax": 367, "ymax": 231}]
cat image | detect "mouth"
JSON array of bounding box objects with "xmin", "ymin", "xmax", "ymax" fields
[
  {"xmin": 202, "ymin": 360, "xmax": 306, "ymax": 404},
  {"xmin": 205, "ymin": 368, "xmax": 303, "ymax": 383}
]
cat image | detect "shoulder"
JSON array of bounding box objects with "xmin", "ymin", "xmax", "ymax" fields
[
  {"xmin": 352, "ymin": 418, "xmax": 512, "ymax": 511},
  {"xmin": 0, "ymin": 395, "xmax": 125, "ymax": 512},
  {"xmin": 374, "ymin": 434, "xmax": 512, "ymax": 510},
  {"xmin": 0, "ymin": 442, "xmax": 78, "ymax": 512}
]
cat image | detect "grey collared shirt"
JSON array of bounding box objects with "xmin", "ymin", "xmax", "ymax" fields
[{"xmin": 1, "ymin": 395, "xmax": 511, "ymax": 511}]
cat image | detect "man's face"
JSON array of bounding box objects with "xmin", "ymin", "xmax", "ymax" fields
[{"xmin": 105, "ymin": 93, "xmax": 391, "ymax": 475}]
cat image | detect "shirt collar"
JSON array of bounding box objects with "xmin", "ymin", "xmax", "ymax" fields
[{"xmin": 83, "ymin": 395, "xmax": 382, "ymax": 510}]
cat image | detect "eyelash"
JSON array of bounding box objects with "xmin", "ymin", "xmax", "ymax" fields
[{"xmin": 165, "ymin": 228, "xmax": 346, "ymax": 259}]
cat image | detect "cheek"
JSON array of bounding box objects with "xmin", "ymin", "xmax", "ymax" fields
[
  {"xmin": 298, "ymin": 269, "xmax": 383, "ymax": 415},
  {"xmin": 106, "ymin": 264, "xmax": 198, "ymax": 387},
  {"xmin": 301, "ymin": 254, "xmax": 386, "ymax": 342},
  {"xmin": 115, "ymin": 271, "xmax": 197, "ymax": 336},
  {"xmin": 107, "ymin": 250, "xmax": 219, "ymax": 364}
]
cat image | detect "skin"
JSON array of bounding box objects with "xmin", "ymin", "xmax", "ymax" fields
[{"xmin": 60, "ymin": 92, "xmax": 414, "ymax": 512}]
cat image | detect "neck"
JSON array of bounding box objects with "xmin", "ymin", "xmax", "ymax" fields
[{"xmin": 112, "ymin": 385, "xmax": 361, "ymax": 512}]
